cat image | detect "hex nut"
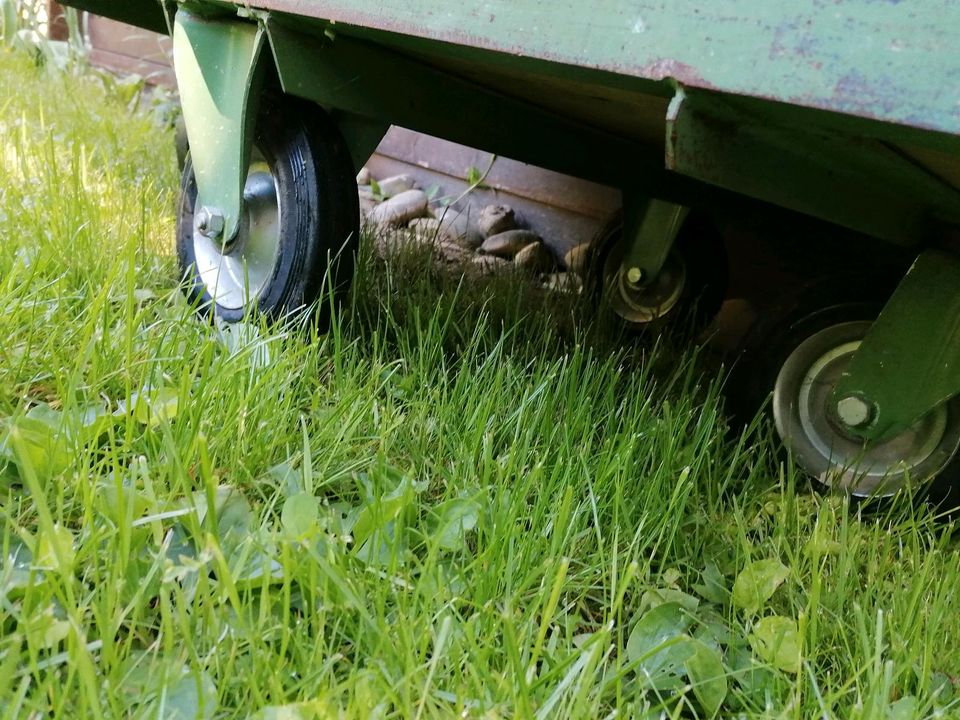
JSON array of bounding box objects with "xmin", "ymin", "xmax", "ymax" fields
[{"xmin": 196, "ymin": 206, "xmax": 225, "ymax": 238}]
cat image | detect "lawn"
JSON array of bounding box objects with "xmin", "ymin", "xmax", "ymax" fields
[{"xmin": 1, "ymin": 48, "xmax": 959, "ymax": 719}]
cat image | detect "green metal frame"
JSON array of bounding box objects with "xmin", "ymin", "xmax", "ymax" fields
[
  {"xmin": 262, "ymin": 20, "xmax": 661, "ymax": 190},
  {"xmin": 833, "ymin": 251, "xmax": 960, "ymax": 442},
  {"xmin": 666, "ymin": 90, "xmax": 960, "ymax": 247},
  {"xmin": 173, "ymin": 9, "xmax": 267, "ymax": 243},
  {"xmin": 63, "ymin": 0, "xmax": 960, "ymax": 148},
  {"xmin": 67, "ymin": 1, "xmax": 960, "ymax": 248},
  {"xmin": 265, "ymin": 0, "xmax": 960, "ymax": 144},
  {"xmin": 334, "ymin": 114, "xmax": 390, "ymax": 175}
]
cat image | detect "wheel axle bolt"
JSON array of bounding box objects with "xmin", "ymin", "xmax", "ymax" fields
[
  {"xmin": 837, "ymin": 395, "xmax": 874, "ymax": 428},
  {"xmin": 195, "ymin": 206, "xmax": 225, "ymax": 239},
  {"xmin": 626, "ymin": 266, "xmax": 645, "ymax": 285}
]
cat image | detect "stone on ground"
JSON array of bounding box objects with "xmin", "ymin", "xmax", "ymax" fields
[
  {"xmin": 408, "ymin": 217, "xmax": 443, "ymax": 239},
  {"xmin": 436, "ymin": 241, "xmax": 471, "ymax": 265},
  {"xmin": 480, "ymin": 229, "xmax": 542, "ymax": 259},
  {"xmin": 470, "ymin": 254, "xmax": 512, "ymax": 276},
  {"xmin": 368, "ymin": 189, "xmax": 430, "ymax": 227},
  {"xmin": 433, "ymin": 206, "xmax": 483, "ymax": 249},
  {"xmin": 478, "ymin": 204, "xmax": 517, "ymax": 238},
  {"xmin": 376, "ymin": 174, "xmax": 415, "ymax": 198},
  {"xmin": 514, "ymin": 242, "xmax": 554, "ymax": 273},
  {"xmin": 563, "ymin": 242, "xmax": 591, "ymax": 273},
  {"xmin": 358, "ymin": 187, "xmax": 378, "ymax": 220},
  {"xmin": 542, "ymin": 272, "xmax": 583, "ymax": 294}
]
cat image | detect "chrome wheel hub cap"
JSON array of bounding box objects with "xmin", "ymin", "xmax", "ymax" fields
[
  {"xmin": 193, "ymin": 149, "xmax": 281, "ymax": 311},
  {"xmin": 773, "ymin": 321, "xmax": 960, "ymax": 497}
]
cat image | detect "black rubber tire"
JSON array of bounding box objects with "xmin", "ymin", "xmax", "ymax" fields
[
  {"xmin": 177, "ymin": 93, "xmax": 359, "ymax": 326},
  {"xmin": 586, "ymin": 210, "xmax": 728, "ymax": 333},
  {"xmin": 726, "ymin": 273, "xmax": 960, "ymax": 509}
]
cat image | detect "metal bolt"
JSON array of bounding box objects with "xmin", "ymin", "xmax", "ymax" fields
[
  {"xmin": 626, "ymin": 266, "xmax": 645, "ymax": 285},
  {"xmin": 836, "ymin": 395, "xmax": 874, "ymax": 428},
  {"xmin": 195, "ymin": 206, "xmax": 225, "ymax": 239}
]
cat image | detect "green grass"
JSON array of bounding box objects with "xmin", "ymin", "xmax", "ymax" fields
[{"xmin": 1, "ymin": 49, "xmax": 960, "ymax": 719}]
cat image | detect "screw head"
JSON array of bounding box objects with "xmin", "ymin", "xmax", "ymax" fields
[
  {"xmin": 836, "ymin": 395, "xmax": 874, "ymax": 428},
  {"xmin": 195, "ymin": 206, "xmax": 225, "ymax": 239},
  {"xmin": 625, "ymin": 266, "xmax": 645, "ymax": 285}
]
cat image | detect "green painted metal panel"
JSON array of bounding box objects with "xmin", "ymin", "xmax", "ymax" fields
[
  {"xmin": 666, "ymin": 90, "xmax": 960, "ymax": 247},
  {"xmin": 333, "ymin": 114, "xmax": 389, "ymax": 175},
  {"xmin": 173, "ymin": 10, "xmax": 267, "ymax": 242},
  {"xmin": 64, "ymin": 0, "xmax": 960, "ymax": 143},
  {"xmin": 240, "ymin": 0, "xmax": 960, "ymax": 140},
  {"xmin": 834, "ymin": 251, "xmax": 960, "ymax": 442}
]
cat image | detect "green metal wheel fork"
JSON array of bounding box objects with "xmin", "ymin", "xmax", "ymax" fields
[
  {"xmin": 832, "ymin": 250, "xmax": 960, "ymax": 448},
  {"xmin": 173, "ymin": 10, "xmax": 268, "ymax": 245},
  {"xmin": 172, "ymin": 8, "xmax": 387, "ymax": 248},
  {"xmin": 619, "ymin": 195, "xmax": 689, "ymax": 289}
]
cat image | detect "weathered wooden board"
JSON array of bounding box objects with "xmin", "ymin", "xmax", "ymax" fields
[
  {"xmin": 86, "ymin": 15, "xmax": 173, "ymax": 84},
  {"xmin": 370, "ymin": 128, "xmax": 621, "ymax": 255}
]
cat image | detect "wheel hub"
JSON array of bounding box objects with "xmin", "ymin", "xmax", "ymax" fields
[
  {"xmin": 835, "ymin": 395, "xmax": 874, "ymax": 428},
  {"xmin": 193, "ymin": 148, "xmax": 281, "ymax": 311},
  {"xmin": 773, "ymin": 321, "xmax": 960, "ymax": 496},
  {"xmin": 603, "ymin": 246, "xmax": 687, "ymax": 324}
]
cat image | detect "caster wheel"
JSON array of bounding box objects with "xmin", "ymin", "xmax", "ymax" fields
[
  {"xmin": 729, "ymin": 279, "xmax": 960, "ymax": 500},
  {"xmin": 588, "ymin": 211, "xmax": 727, "ymax": 331},
  {"xmin": 773, "ymin": 320, "xmax": 960, "ymax": 497},
  {"xmin": 177, "ymin": 93, "xmax": 359, "ymax": 325}
]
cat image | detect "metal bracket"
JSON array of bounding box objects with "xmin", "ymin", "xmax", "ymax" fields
[
  {"xmin": 333, "ymin": 112, "xmax": 390, "ymax": 174},
  {"xmin": 173, "ymin": 9, "xmax": 268, "ymax": 242},
  {"xmin": 619, "ymin": 194, "xmax": 689, "ymax": 284},
  {"xmin": 833, "ymin": 250, "xmax": 960, "ymax": 441}
]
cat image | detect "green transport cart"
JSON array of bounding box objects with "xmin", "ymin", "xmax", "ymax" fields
[{"xmin": 57, "ymin": 0, "xmax": 960, "ymax": 501}]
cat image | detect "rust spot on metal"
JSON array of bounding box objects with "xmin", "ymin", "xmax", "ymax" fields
[{"xmin": 637, "ymin": 59, "xmax": 711, "ymax": 88}]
